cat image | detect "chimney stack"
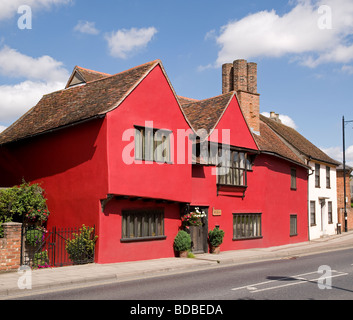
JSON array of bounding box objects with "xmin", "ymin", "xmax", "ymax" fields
[
  {"xmin": 270, "ymin": 111, "xmax": 282, "ymax": 123},
  {"xmin": 222, "ymin": 59, "xmax": 260, "ymax": 134}
]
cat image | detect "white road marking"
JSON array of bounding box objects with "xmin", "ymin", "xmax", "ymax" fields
[{"xmin": 231, "ymin": 270, "xmax": 348, "ymax": 294}]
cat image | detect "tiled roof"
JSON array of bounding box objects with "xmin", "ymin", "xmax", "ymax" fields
[
  {"xmin": 260, "ymin": 114, "xmax": 340, "ymax": 166},
  {"xmin": 0, "ymin": 60, "xmax": 159, "ymax": 145},
  {"xmin": 180, "ymin": 92, "xmax": 234, "ymax": 134},
  {"xmin": 254, "ymin": 120, "xmax": 308, "ymax": 167},
  {"xmin": 65, "ymin": 66, "xmax": 111, "ymax": 88}
]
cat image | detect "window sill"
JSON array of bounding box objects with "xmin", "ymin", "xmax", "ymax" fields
[
  {"xmin": 134, "ymin": 158, "xmax": 173, "ymax": 165},
  {"xmin": 232, "ymin": 236, "xmax": 263, "ymax": 241},
  {"xmin": 121, "ymin": 235, "xmax": 166, "ymax": 243}
]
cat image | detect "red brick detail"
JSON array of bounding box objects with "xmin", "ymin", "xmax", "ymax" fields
[{"xmin": 0, "ymin": 222, "xmax": 22, "ymax": 272}]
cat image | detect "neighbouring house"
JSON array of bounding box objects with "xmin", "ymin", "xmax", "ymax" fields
[
  {"xmin": 0, "ymin": 58, "xmax": 311, "ymax": 264},
  {"xmin": 260, "ymin": 112, "xmax": 340, "ymax": 240},
  {"xmin": 337, "ymin": 164, "xmax": 353, "ymax": 232}
]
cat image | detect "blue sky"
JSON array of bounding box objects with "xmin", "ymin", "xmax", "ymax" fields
[{"xmin": 0, "ymin": 0, "xmax": 353, "ymax": 164}]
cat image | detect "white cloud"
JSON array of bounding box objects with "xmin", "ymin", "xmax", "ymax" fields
[
  {"xmin": 0, "ymin": 46, "xmax": 69, "ymax": 82},
  {"xmin": 261, "ymin": 112, "xmax": 298, "ymax": 129},
  {"xmin": 74, "ymin": 21, "xmax": 99, "ymax": 35},
  {"xmin": 0, "ymin": 0, "xmax": 71, "ymax": 20},
  {"xmin": 0, "ymin": 80, "xmax": 64, "ymax": 123},
  {"xmin": 0, "ymin": 126, "xmax": 7, "ymax": 133},
  {"xmin": 105, "ymin": 27, "xmax": 157, "ymax": 59},
  {"xmin": 0, "ymin": 46, "xmax": 68, "ymax": 124},
  {"xmin": 321, "ymin": 145, "xmax": 353, "ymax": 166},
  {"xmin": 212, "ymin": 0, "xmax": 353, "ymax": 68}
]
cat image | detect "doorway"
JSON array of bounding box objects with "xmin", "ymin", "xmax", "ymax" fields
[{"xmin": 189, "ymin": 207, "xmax": 208, "ymax": 254}]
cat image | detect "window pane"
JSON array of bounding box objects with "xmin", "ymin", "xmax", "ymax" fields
[
  {"xmin": 290, "ymin": 215, "xmax": 297, "ymax": 236},
  {"xmin": 122, "ymin": 209, "xmax": 165, "ymax": 240},
  {"xmin": 135, "ymin": 128, "xmax": 143, "ymax": 159},
  {"xmin": 310, "ymin": 201, "xmax": 316, "ymax": 225},
  {"xmin": 233, "ymin": 213, "xmax": 262, "ymax": 239}
]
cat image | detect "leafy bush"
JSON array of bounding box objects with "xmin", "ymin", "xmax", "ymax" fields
[
  {"xmin": 173, "ymin": 230, "xmax": 191, "ymax": 252},
  {"xmin": 0, "ymin": 181, "xmax": 49, "ymax": 237},
  {"xmin": 65, "ymin": 225, "xmax": 98, "ymax": 264},
  {"xmin": 33, "ymin": 250, "xmax": 50, "ymax": 268},
  {"xmin": 25, "ymin": 227, "xmax": 45, "ymax": 246},
  {"xmin": 208, "ymin": 227, "xmax": 225, "ymax": 247}
]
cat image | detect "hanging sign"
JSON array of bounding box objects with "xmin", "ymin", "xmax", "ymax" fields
[{"xmin": 212, "ymin": 208, "xmax": 222, "ymax": 216}]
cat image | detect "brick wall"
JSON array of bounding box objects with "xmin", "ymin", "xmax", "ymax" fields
[
  {"xmin": 0, "ymin": 222, "xmax": 22, "ymax": 272},
  {"xmin": 222, "ymin": 59, "xmax": 260, "ymax": 133},
  {"xmin": 337, "ymin": 169, "xmax": 353, "ymax": 231}
]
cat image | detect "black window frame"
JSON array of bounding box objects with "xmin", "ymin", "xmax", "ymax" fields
[
  {"xmin": 310, "ymin": 201, "xmax": 316, "ymax": 226},
  {"xmin": 328, "ymin": 201, "xmax": 333, "ymax": 224},
  {"xmin": 315, "ymin": 163, "xmax": 320, "ymax": 188},
  {"xmin": 233, "ymin": 213, "xmax": 262, "ymax": 240},
  {"xmin": 290, "ymin": 214, "xmax": 298, "ymax": 236},
  {"xmin": 291, "ymin": 168, "xmax": 297, "ymax": 190},
  {"xmin": 218, "ymin": 150, "xmax": 248, "ymax": 187},
  {"xmin": 326, "ymin": 166, "xmax": 331, "ymax": 189},
  {"xmin": 121, "ymin": 208, "xmax": 166, "ymax": 242},
  {"xmin": 134, "ymin": 126, "xmax": 172, "ymax": 163}
]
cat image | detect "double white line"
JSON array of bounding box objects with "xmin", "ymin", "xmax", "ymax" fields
[{"xmin": 231, "ymin": 270, "xmax": 348, "ymax": 294}]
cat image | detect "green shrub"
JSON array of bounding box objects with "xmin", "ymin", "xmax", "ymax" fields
[
  {"xmin": 173, "ymin": 230, "xmax": 191, "ymax": 252},
  {"xmin": 65, "ymin": 225, "xmax": 98, "ymax": 264},
  {"xmin": 0, "ymin": 181, "xmax": 49, "ymax": 237},
  {"xmin": 33, "ymin": 251, "xmax": 50, "ymax": 268},
  {"xmin": 25, "ymin": 227, "xmax": 44, "ymax": 246},
  {"xmin": 208, "ymin": 227, "xmax": 225, "ymax": 247}
]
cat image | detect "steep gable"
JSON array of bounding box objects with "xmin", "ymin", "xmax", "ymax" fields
[
  {"xmin": 180, "ymin": 92, "xmax": 258, "ymax": 151},
  {"xmin": 0, "ymin": 60, "xmax": 159, "ymax": 145}
]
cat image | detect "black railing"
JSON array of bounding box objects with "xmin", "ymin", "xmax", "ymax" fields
[{"xmin": 21, "ymin": 225, "xmax": 96, "ymax": 268}]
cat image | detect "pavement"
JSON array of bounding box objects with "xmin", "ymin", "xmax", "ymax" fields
[{"xmin": 1, "ymin": 231, "xmax": 353, "ymax": 299}]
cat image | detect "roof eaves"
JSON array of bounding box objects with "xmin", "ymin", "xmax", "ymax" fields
[{"xmin": 260, "ymin": 114, "xmax": 340, "ymax": 167}]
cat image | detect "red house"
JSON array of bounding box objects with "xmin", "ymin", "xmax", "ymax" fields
[{"xmin": 0, "ymin": 59, "xmax": 309, "ymax": 264}]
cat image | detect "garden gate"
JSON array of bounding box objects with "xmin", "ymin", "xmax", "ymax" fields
[{"xmin": 21, "ymin": 225, "xmax": 96, "ymax": 268}]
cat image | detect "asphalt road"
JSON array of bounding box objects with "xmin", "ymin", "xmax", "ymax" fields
[{"xmin": 13, "ymin": 248, "xmax": 353, "ymax": 301}]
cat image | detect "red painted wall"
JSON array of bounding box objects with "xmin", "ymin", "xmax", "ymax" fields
[
  {"xmin": 0, "ymin": 118, "xmax": 108, "ymax": 238},
  {"xmin": 192, "ymin": 153, "xmax": 308, "ymax": 251},
  {"xmin": 99, "ymin": 199, "xmax": 181, "ymax": 263},
  {"xmin": 96, "ymin": 64, "xmax": 192, "ymax": 263},
  {"xmin": 209, "ymin": 96, "xmax": 258, "ymax": 151},
  {"xmin": 106, "ymin": 64, "xmax": 192, "ymax": 202}
]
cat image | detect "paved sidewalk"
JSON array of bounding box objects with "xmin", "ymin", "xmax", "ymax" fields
[{"xmin": 1, "ymin": 231, "xmax": 353, "ymax": 299}]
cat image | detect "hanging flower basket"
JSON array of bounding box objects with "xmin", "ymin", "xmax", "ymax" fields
[
  {"xmin": 181, "ymin": 207, "xmax": 206, "ymax": 227},
  {"xmin": 25, "ymin": 226, "xmax": 47, "ymax": 246},
  {"xmin": 25, "ymin": 207, "xmax": 50, "ymax": 223}
]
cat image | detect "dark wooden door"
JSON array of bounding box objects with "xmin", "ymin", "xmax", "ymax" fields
[{"xmin": 189, "ymin": 207, "xmax": 208, "ymax": 253}]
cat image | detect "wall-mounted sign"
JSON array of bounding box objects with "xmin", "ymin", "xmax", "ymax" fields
[{"xmin": 212, "ymin": 208, "xmax": 222, "ymax": 216}]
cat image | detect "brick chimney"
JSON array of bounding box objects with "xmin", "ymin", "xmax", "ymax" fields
[{"xmin": 222, "ymin": 59, "xmax": 260, "ymax": 134}]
